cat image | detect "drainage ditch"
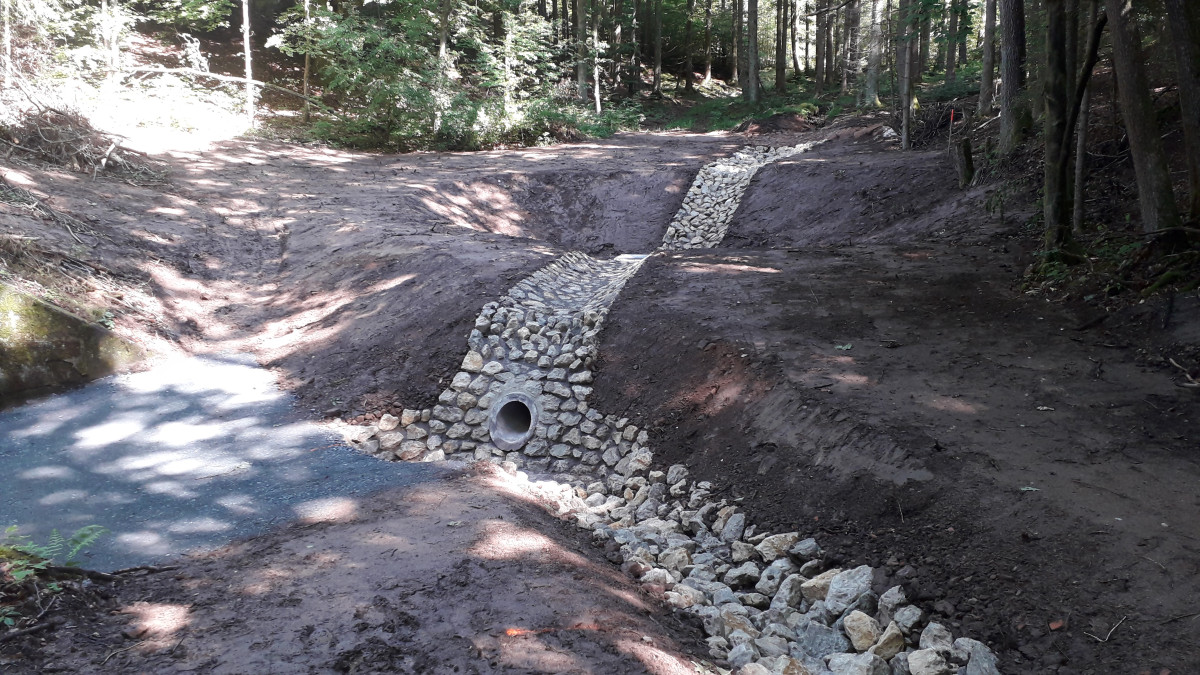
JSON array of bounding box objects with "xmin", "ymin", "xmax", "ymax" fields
[{"xmin": 347, "ymin": 141, "xmax": 1000, "ymax": 675}]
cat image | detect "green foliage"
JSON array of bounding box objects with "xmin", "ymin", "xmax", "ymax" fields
[
  {"xmin": 1, "ymin": 524, "xmax": 108, "ymax": 579},
  {"xmin": 134, "ymin": 0, "xmax": 235, "ymax": 32}
]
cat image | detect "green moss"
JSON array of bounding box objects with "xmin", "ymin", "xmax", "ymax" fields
[{"xmin": 0, "ymin": 283, "xmax": 145, "ymax": 398}]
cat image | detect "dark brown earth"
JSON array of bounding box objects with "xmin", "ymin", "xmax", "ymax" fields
[
  {"xmin": 0, "ymin": 466, "xmax": 708, "ymax": 674},
  {"xmin": 3, "ymin": 126, "xmax": 1199, "ymax": 674},
  {"xmin": 591, "ymin": 136, "xmax": 1200, "ymax": 674}
]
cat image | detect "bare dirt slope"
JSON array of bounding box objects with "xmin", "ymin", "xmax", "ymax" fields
[{"xmin": 591, "ymin": 136, "xmax": 1200, "ymax": 674}]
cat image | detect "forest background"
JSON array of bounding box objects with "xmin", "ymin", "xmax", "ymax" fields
[{"xmin": 1, "ymin": 0, "xmax": 1197, "ymax": 291}]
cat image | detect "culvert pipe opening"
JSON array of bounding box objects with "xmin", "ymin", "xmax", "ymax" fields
[{"xmin": 489, "ymin": 392, "xmax": 539, "ymax": 450}]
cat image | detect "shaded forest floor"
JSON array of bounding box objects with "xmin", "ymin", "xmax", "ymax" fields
[{"xmin": 1, "ymin": 115, "xmax": 1198, "ymax": 674}]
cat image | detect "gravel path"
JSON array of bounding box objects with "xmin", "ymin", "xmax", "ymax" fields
[{"xmin": 0, "ymin": 353, "xmax": 443, "ymax": 572}]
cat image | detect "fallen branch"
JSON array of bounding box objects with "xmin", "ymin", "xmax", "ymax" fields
[
  {"xmin": 0, "ymin": 620, "xmax": 55, "ymax": 644},
  {"xmin": 44, "ymin": 565, "xmax": 117, "ymax": 582}
]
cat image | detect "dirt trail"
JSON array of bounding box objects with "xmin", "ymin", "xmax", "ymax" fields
[{"xmin": 5, "ymin": 467, "xmax": 709, "ymax": 674}]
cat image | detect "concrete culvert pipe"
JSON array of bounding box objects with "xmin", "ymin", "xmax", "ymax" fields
[{"xmin": 489, "ymin": 391, "xmax": 539, "ymax": 450}]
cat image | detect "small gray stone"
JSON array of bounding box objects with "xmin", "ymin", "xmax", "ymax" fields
[
  {"xmin": 724, "ymin": 561, "xmax": 762, "ymax": 588},
  {"xmin": 377, "ymin": 431, "xmax": 404, "ymax": 451},
  {"xmin": 461, "ymin": 351, "xmax": 484, "ymax": 372},
  {"xmin": 907, "ymin": 649, "xmax": 954, "ymax": 675},
  {"xmin": 918, "ymin": 622, "xmax": 953, "ymax": 651},
  {"xmin": 792, "ymin": 619, "xmax": 852, "ymax": 659},
  {"xmin": 721, "ymin": 513, "xmax": 747, "ymax": 542},
  {"xmin": 825, "ymin": 565, "xmax": 873, "ymax": 615},
  {"xmin": 893, "ymin": 605, "xmax": 922, "ymax": 635},
  {"xmin": 727, "ymin": 641, "xmax": 758, "ymax": 669},
  {"xmin": 954, "ymin": 638, "xmax": 1001, "ymax": 675},
  {"xmin": 377, "ymin": 414, "xmax": 399, "ymax": 432},
  {"xmin": 827, "ymin": 652, "xmax": 889, "ymax": 675}
]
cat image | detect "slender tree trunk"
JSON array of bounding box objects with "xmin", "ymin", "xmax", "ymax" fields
[
  {"xmin": 999, "ymin": 0, "xmax": 1027, "ymax": 154},
  {"xmin": 1043, "ymin": 0, "xmax": 1071, "ymax": 249},
  {"xmin": 3, "ymin": 0, "xmax": 10, "ymax": 87},
  {"xmin": 979, "ymin": 0, "xmax": 996, "ymax": 112},
  {"xmin": 846, "ymin": 0, "xmax": 860, "ymax": 95},
  {"xmin": 804, "ymin": 0, "xmax": 811, "ymax": 73},
  {"xmin": 612, "ymin": 0, "xmax": 624, "ymax": 83},
  {"xmin": 864, "ymin": 0, "xmax": 884, "ymax": 106},
  {"xmin": 814, "ymin": 0, "xmax": 826, "ymax": 92},
  {"xmin": 733, "ymin": 0, "xmax": 743, "ymax": 86},
  {"xmin": 825, "ymin": 4, "xmax": 837, "ymax": 86},
  {"xmin": 704, "ymin": 0, "xmax": 713, "ymax": 82},
  {"xmin": 1164, "ymin": 0, "xmax": 1200, "ymax": 219},
  {"xmin": 552, "ymin": 0, "xmax": 559, "ymax": 39},
  {"xmin": 898, "ymin": 0, "xmax": 915, "ymax": 148},
  {"xmin": 945, "ymin": 0, "xmax": 959, "ymax": 83},
  {"xmin": 242, "ymin": 0, "xmax": 254, "ymax": 126},
  {"xmin": 957, "ymin": 0, "xmax": 968, "ymax": 64},
  {"xmin": 653, "ymin": 0, "xmax": 663, "ymax": 93},
  {"xmin": 631, "ymin": 0, "xmax": 641, "ymax": 93},
  {"xmin": 302, "ymin": 0, "xmax": 312, "ymax": 122},
  {"xmin": 747, "ymin": 0, "xmax": 760, "ymax": 101},
  {"xmin": 917, "ymin": 7, "xmax": 930, "ymax": 80},
  {"xmin": 593, "ymin": 0, "xmax": 602, "ymax": 111},
  {"xmin": 1105, "ymin": 0, "xmax": 1181, "ymax": 232},
  {"xmin": 576, "ymin": 0, "xmax": 587, "ymax": 97},
  {"xmin": 791, "ymin": 0, "xmax": 802, "ymax": 75},
  {"xmin": 685, "ymin": 0, "xmax": 696, "ymax": 91},
  {"xmin": 776, "ymin": 0, "xmax": 787, "ymax": 91},
  {"xmin": 1073, "ymin": 0, "xmax": 1098, "ymax": 231},
  {"xmin": 439, "ymin": 0, "xmax": 452, "ymax": 60}
]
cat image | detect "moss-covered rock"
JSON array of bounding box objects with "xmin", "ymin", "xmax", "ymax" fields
[{"xmin": 0, "ymin": 282, "xmax": 145, "ymax": 401}]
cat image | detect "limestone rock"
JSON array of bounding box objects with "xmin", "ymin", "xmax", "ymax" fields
[
  {"xmin": 770, "ymin": 574, "xmax": 807, "ymax": 610},
  {"xmin": 756, "ymin": 558, "xmax": 798, "ymax": 597},
  {"xmin": 954, "ymin": 638, "xmax": 1001, "ymax": 675},
  {"xmin": 893, "ymin": 605, "xmax": 922, "ymax": 634},
  {"xmin": 736, "ymin": 664, "xmax": 772, "ymax": 675},
  {"xmin": 907, "ymin": 649, "xmax": 954, "ymax": 675},
  {"xmin": 800, "ymin": 568, "xmax": 841, "ymax": 603},
  {"xmin": 461, "ymin": 351, "xmax": 483, "ymax": 372},
  {"xmin": 827, "ymin": 652, "xmax": 889, "ymax": 675},
  {"xmin": 732, "ymin": 541, "xmax": 758, "ymax": 562},
  {"xmin": 721, "ymin": 512, "xmax": 747, "ymax": 542},
  {"xmin": 867, "ymin": 622, "xmax": 905, "ymax": 662},
  {"xmin": 877, "ymin": 586, "xmax": 906, "ymax": 625},
  {"xmin": 825, "ymin": 565, "xmax": 873, "ymax": 615},
  {"xmin": 843, "ymin": 610, "xmax": 882, "ymax": 652},
  {"xmin": 755, "ymin": 532, "xmax": 801, "ymax": 562},
  {"xmin": 377, "ymin": 431, "xmax": 404, "ymax": 452},
  {"xmin": 724, "ymin": 561, "xmax": 762, "ymax": 588},
  {"xmin": 918, "ymin": 622, "xmax": 953, "ymax": 651},
  {"xmin": 791, "ymin": 619, "xmax": 851, "ymax": 659},
  {"xmin": 728, "ymin": 641, "xmax": 759, "ymax": 669}
]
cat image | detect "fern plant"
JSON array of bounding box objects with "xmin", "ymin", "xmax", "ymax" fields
[{"xmin": 0, "ymin": 525, "xmax": 108, "ymax": 583}]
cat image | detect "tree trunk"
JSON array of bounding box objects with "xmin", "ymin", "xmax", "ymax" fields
[
  {"xmin": 898, "ymin": 0, "xmax": 916, "ymax": 149},
  {"xmin": 776, "ymin": 0, "xmax": 787, "ymax": 92},
  {"xmin": 686, "ymin": 0, "xmax": 696, "ymax": 91},
  {"xmin": 242, "ymin": 0, "xmax": 254, "ymax": 126},
  {"xmin": 733, "ymin": 0, "xmax": 743, "ymax": 86},
  {"xmin": 593, "ymin": 0, "xmax": 602, "ymax": 111},
  {"xmin": 631, "ymin": 0, "xmax": 641, "ymax": 93},
  {"xmin": 864, "ymin": 0, "xmax": 884, "ymax": 106},
  {"xmin": 1105, "ymin": 0, "xmax": 1181, "ymax": 232},
  {"xmin": 998, "ymin": 0, "xmax": 1027, "ymax": 154},
  {"xmin": 1073, "ymin": 0, "xmax": 1098, "ymax": 231},
  {"xmin": 3, "ymin": 0, "xmax": 11, "ymax": 87},
  {"xmin": 303, "ymin": 0, "xmax": 312, "ymax": 122},
  {"xmin": 917, "ymin": 7, "xmax": 929, "ymax": 80},
  {"xmin": 945, "ymin": 0, "xmax": 959, "ymax": 83},
  {"xmin": 841, "ymin": 0, "xmax": 859, "ymax": 95},
  {"xmin": 653, "ymin": 0, "xmax": 663, "ymax": 94},
  {"xmin": 979, "ymin": 0, "xmax": 996, "ymax": 112},
  {"xmin": 787, "ymin": 0, "xmax": 796, "ymax": 74},
  {"xmin": 804, "ymin": 1, "xmax": 811, "ymax": 73},
  {"xmin": 747, "ymin": 0, "xmax": 760, "ymax": 101},
  {"xmin": 1043, "ymin": 0, "xmax": 1071, "ymax": 249},
  {"xmin": 576, "ymin": 0, "xmax": 587, "ymax": 98},
  {"xmin": 825, "ymin": 4, "xmax": 837, "ymax": 86},
  {"xmin": 704, "ymin": 0, "xmax": 713, "ymax": 82},
  {"xmin": 814, "ymin": 0, "xmax": 826, "ymax": 92},
  {"xmin": 1164, "ymin": 0, "xmax": 1200, "ymax": 219}
]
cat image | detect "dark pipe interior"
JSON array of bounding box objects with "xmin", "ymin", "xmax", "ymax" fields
[{"xmin": 496, "ymin": 400, "xmax": 532, "ymax": 436}]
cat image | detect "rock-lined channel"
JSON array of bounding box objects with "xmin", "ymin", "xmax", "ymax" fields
[{"xmin": 346, "ymin": 142, "xmax": 1002, "ymax": 675}]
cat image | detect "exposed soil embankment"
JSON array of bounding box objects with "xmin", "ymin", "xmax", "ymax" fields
[
  {"xmin": 591, "ymin": 141, "xmax": 1200, "ymax": 673},
  {"xmin": 1, "ymin": 132, "xmax": 743, "ymax": 415}
]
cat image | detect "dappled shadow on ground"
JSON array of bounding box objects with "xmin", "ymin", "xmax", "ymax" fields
[
  {"xmin": 0, "ymin": 353, "xmax": 443, "ymax": 571},
  {"xmin": 1, "ymin": 131, "xmax": 749, "ymax": 418},
  {"xmin": 6, "ymin": 468, "xmax": 704, "ymax": 674}
]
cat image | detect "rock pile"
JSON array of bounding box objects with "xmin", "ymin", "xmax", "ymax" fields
[
  {"xmin": 661, "ymin": 142, "xmax": 818, "ymax": 250},
  {"xmin": 344, "ymin": 141, "xmax": 1003, "ymax": 674}
]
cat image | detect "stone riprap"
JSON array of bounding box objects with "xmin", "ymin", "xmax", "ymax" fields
[
  {"xmin": 345, "ymin": 141, "xmax": 1002, "ymax": 675},
  {"xmin": 661, "ymin": 143, "xmax": 818, "ymax": 250}
]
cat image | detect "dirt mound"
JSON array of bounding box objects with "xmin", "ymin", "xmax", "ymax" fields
[
  {"xmin": 734, "ymin": 113, "xmax": 815, "ymax": 134},
  {"xmin": 589, "ymin": 142, "xmax": 1200, "ymax": 673}
]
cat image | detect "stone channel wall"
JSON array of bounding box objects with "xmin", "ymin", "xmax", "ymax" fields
[{"xmin": 346, "ymin": 142, "xmax": 1002, "ymax": 675}]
